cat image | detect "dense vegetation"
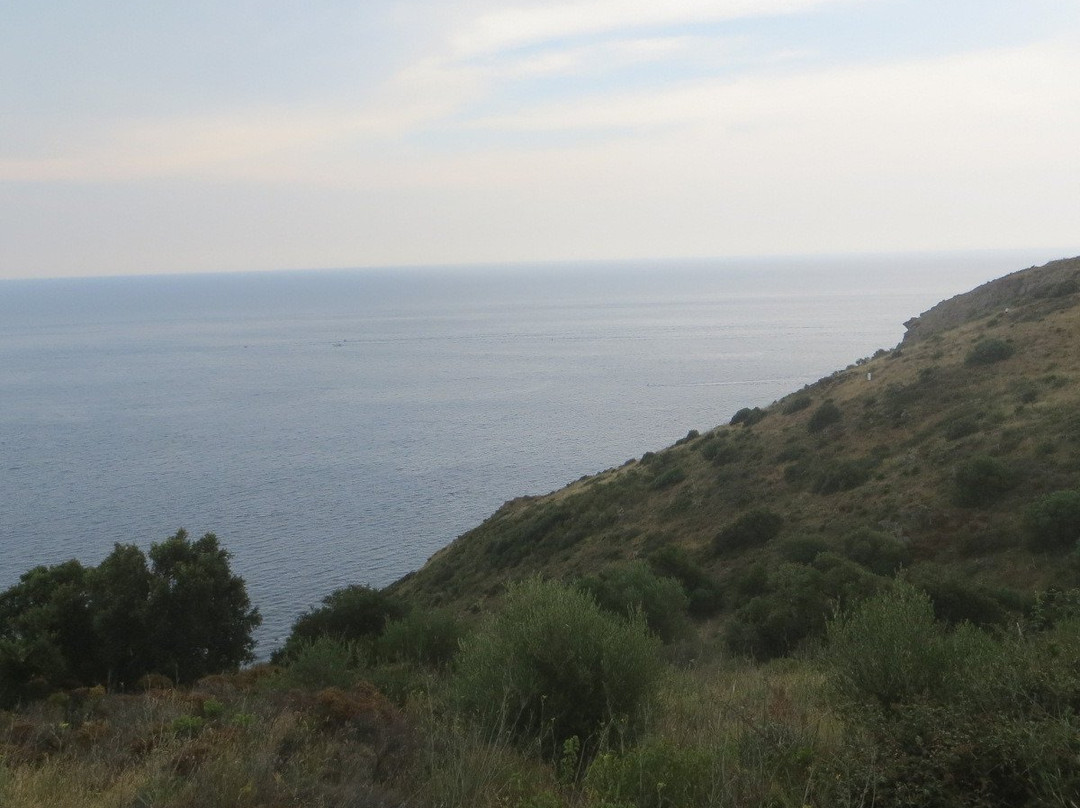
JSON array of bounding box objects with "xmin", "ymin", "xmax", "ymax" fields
[
  {"xmin": 2, "ymin": 256, "xmax": 1080, "ymax": 807},
  {"xmin": 0, "ymin": 530, "xmax": 259, "ymax": 705}
]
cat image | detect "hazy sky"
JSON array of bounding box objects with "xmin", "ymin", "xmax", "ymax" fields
[{"xmin": 2, "ymin": 0, "xmax": 1079, "ymax": 279}]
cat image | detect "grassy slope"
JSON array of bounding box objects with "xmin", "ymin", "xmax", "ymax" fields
[
  {"xmin": 4, "ymin": 256, "xmax": 1080, "ymax": 808},
  {"xmin": 391, "ymin": 256, "xmax": 1080, "ymax": 614}
]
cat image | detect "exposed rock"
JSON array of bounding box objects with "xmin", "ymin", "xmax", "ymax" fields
[{"xmin": 902, "ymin": 256, "xmax": 1080, "ymax": 343}]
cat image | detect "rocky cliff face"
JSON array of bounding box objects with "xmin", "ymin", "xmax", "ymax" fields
[{"xmin": 902, "ymin": 256, "xmax": 1080, "ymax": 343}]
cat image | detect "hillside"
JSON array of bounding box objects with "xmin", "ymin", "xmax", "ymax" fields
[
  {"xmin": 392, "ymin": 256, "xmax": 1080, "ymax": 626},
  {"xmin": 5, "ymin": 256, "xmax": 1080, "ymax": 808}
]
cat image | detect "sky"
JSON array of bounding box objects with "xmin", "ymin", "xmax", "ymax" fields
[{"xmin": 2, "ymin": 0, "xmax": 1079, "ymax": 280}]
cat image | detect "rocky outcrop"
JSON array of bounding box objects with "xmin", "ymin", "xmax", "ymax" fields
[{"xmin": 902, "ymin": 256, "xmax": 1080, "ymax": 343}]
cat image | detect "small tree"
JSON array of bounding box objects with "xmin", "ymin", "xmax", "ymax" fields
[
  {"xmin": 90, "ymin": 544, "xmax": 153, "ymax": 687},
  {"xmin": 146, "ymin": 530, "xmax": 261, "ymax": 683},
  {"xmin": 0, "ymin": 560, "xmax": 95, "ymax": 702},
  {"xmin": 0, "ymin": 530, "xmax": 260, "ymax": 699}
]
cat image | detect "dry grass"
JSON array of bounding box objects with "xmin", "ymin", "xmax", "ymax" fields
[{"xmin": 0, "ymin": 674, "xmax": 416, "ymax": 808}]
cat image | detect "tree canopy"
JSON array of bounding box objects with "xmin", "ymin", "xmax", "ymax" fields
[{"xmin": 0, "ymin": 529, "xmax": 259, "ymax": 705}]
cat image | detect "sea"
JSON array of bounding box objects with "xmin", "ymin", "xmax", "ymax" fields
[{"xmin": 0, "ymin": 252, "xmax": 1045, "ymax": 654}]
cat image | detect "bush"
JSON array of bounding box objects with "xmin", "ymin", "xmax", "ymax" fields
[
  {"xmin": 646, "ymin": 546, "xmax": 723, "ymax": 618},
  {"xmin": 952, "ymin": 455, "xmax": 1018, "ymax": 507},
  {"xmin": 810, "ymin": 459, "xmax": 872, "ymax": 494},
  {"xmin": 903, "ymin": 564, "xmax": 1013, "ymax": 627},
  {"xmin": 807, "ymin": 401, "xmax": 842, "ymax": 433},
  {"xmin": 829, "ymin": 586, "xmax": 1080, "ymax": 806},
  {"xmin": 942, "ymin": 415, "xmax": 980, "ymax": 441},
  {"xmin": 782, "ymin": 394, "xmax": 812, "ymax": 414},
  {"xmin": 826, "ymin": 582, "xmax": 1003, "ymax": 710},
  {"xmin": 713, "ymin": 509, "xmax": 783, "ymax": 554},
  {"xmin": 375, "ymin": 609, "xmax": 464, "ymax": 668},
  {"xmin": 674, "ymin": 429, "xmax": 700, "ymax": 446},
  {"xmin": 777, "ymin": 535, "xmax": 831, "ymax": 564},
  {"xmin": 578, "ymin": 562, "xmax": 690, "ymax": 645},
  {"xmin": 700, "ymin": 436, "xmax": 740, "ymax": 467},
  {"xmin": 1024, "ymin": 490, "xmax": 1080, "ymax": 551},
  {"xmin": 279, "ymin": 585, "xmax": 407, "ymax": 657},
  {"xmin": 726, "ymin": 556, "xmax": 881, "ymax": 660},
  {"xmin": 841, "ymin": 527, "xmax": 911, "ymax": 576},
  {"xmin": 453, "ymin": 577, "xmax": 663, "ymax": 752},
  {"xmin": 1026, "ymin": 588, "xmax": 1080, "ymax": 630},
  {"xmin": 650, "ymin": 466, "xmax": 687, "ymax": 490},
  {"xmin": 965, "ymin": 338, "xmax": 1015, "ymax": 366},
  {"xmin": 826, "ymin": 584, "xmax": 954, "ymax": 710},
  {"xmin": 730, "ymin": 406, "xmax": 767, "ymax": 427},
  {"xmin": 278, "ymin": 637, "xmax": 361, "ymax": 690}
]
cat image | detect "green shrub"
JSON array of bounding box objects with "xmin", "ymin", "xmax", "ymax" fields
[
  {"xmin": 952, "ymin": 455, "xmax": 1018, "ymax": 507},
  {"xmin": 713, "ymin": 509, "xmax": 783, "ymax": 554},
  {"xmin": 826, "ymin": 584, "xmax": 956, "ymax": 710},
  {"xmin": 279, "ymin": 585, "xmax": 407, "ymax": 657},
  {"xmin": 651, "ymin": 466, "xmax": 687, "ymax": 490},
  {"xmin": 725, "ymin": 557, "xmax": 881, "ymax": 660},
  {"xmin": 775, "ymin": 443, "xmax": 806, "ymax": 463},
  {"xmin": 674, "ymin": 429, "xmax": 700, "ymax": 446},
  {"xmin": 200, "ymin": 697, "xmax": 225, "ymax": 719},
  {"xmin": 453, "ymin": 577, "xmax": 663, "ymax": 752},
  {"xmin": 810, "ymin": 459, "xmax": 871, "ymax": 494},
  {"xmin": 723, "ymin": 561, "xmax": 770, "ymax": 609},
  {"xmin": 904, "ymin": 566, "xmax": 1011, "ymax": 628},
  {"xmin": 278, "ymin": 636, "xmax": 362, "ymax": 690},
  {"xmin": 841, "ymin": 527, "xmax": 911, "ymax": 576},
  {"xmin": 700, "ymin": 437, "xmax": 740, "ymax": 466},
  {"xmin": 578, "ymin": 562, "xmax": 691, "ymax": 645},
  {"xmin": 782, "ymin": 394, "xmax": 812, "ymax": 414},
  {"xmin": 375, "ymin": 609, "xmax": 464, "ymax": 668},
  {"xmin": 1026, "ymin": 588, "xmax": 1080, "ymax": 630},
  {"xmin": 646, "ymin": 546, "xmax": 723, "ymax": 618},
  {"xmin": 1012, "ymin": 379, "xmax": 1040, "ymax": 404},
  {"xmin": 170, "ymin": 714, "xmax": 205, "ymax": 738},
  {"xmin": 965, "ymin": 338, "xmax": 1015, "ymax": 366},
  {"xmin": 585, "ymin": 739, "xmax": 714, "ymax": 808},
  {"xmin": 1024, "ymin": 490, "xmax": 1080, "ymax": 551},
  {"xmin": 730, "ymin": 407, "xmax": 767, "ymax": 427},
  {"xmin": 830, "ymin": 588, "xmax": 1080, "ymax": 806},
  {"xmin": 0, "ymin": 531, "xmax": 260, "ymax": 700},
  {"xmin": 942, "ymin": 415, "xmax": 980, "ymax": 441},
  {"xmin": 807, "ymin": 400, "xmax": 842, "ymax": 433},
  {"xmin": 777, "ymin": 535, "xmax": 831, "ymax": 564}
]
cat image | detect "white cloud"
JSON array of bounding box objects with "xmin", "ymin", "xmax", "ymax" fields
[
  {"xmin": 451, "ymin": 0, "xmax": 855, "ymax": 57},
  {"xmin": 458, "ymin": 37, "xmax": 1080, "ymax": 154}
]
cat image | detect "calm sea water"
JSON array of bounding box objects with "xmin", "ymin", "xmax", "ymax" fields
[{"xmin": 0, "ymin": 253, "xmax": 1035, "ymax": 653}]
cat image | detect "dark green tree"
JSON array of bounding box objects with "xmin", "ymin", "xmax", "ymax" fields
[
  {"xmin": 0, "ymin": 560, "xmax": 95, "ymax": 704},
  {"xmin": 89, "ymin": 543, "xmax": 153, "ymax": 688},
  {"xmin": 146, "ymin": 530, "xmax": 261, "ymax": 683},
  {"xmin": 275, "ymin": 584, "xmax": 407, "ymax": 663},
  {"xmin": 0, "ymin": 529, "xmax": 260, "ymax": 703}
]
